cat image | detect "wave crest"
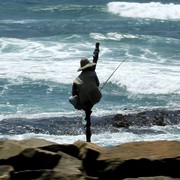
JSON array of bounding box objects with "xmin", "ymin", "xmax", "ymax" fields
[{"xmin": 107, "ymin": 2, "xmax": 180, "ymax": 20}]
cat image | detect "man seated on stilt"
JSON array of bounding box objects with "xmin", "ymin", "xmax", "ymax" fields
[{"xmin": 69, "ymin": 56, "xmax": 101, "ymax": 142}]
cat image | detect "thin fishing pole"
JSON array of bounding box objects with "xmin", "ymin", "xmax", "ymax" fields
[{"xmin": 100, "ymin": 57, "xmax": 128, "ymax": 91}]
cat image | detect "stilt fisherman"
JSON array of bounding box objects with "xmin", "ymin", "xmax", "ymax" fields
[{"xmin": 69, "ymin": 43, "xmax": 102, "ymax": 142}]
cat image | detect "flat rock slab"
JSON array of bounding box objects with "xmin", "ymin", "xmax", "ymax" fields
[
  {"xmin": 98, "ymin": 141, "xmax": 180, "ymax": 160},
  {"xmin": 97, "ymin": 141, "xmax": 180, "ymax": 179}
]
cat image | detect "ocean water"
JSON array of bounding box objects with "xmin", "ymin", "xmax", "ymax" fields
[{"xmin": 0, "ymin": 0, "xmax": 180, "ymax": 147}]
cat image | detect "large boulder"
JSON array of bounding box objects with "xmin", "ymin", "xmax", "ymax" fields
[
  {"xmin": 97, "ymin": 141, "xmax": 180, "ymax": 180},
  {"xmin": 0, "ymin": 139, "xmax": 61, "ymax": 179},
  {"xmin": 73, "ymin": 140, "xmax": 105, "ymax": 177}
]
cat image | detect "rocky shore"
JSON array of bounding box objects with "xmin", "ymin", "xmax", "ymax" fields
[
  {"xmin": 1, "ymin": 109, "xmax": 180, "ymax": 136},
  {"xmin": 0, "ymin": 138, "xmax": 180, "ymax": 180},
  {"xmin": 112, "ymin": 109, "xmax": 180, "ymax": 128}
]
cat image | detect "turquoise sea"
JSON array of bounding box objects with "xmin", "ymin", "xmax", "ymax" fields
[{"xmin": 0, "ymin": 0, "xmax": 180, "ymax": 146}]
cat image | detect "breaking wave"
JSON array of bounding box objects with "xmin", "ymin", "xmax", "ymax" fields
[{"xmin": 107, "ymin": 2, "xmax": 180, "ymax": 20}]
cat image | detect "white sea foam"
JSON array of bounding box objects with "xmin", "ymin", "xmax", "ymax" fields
[
  {"xmin": 2, "ymin": 19, "xmax": 41, "ymax": 24},
  {"xmin": 98, "ymin": 61, "xmax": 180, "ymax": 95},
  {"xmin": 90, "ymin": 32, "xmax": 138, "ymax": 41},
  {"xmin": 0, "ymin": 37, "xmax": 92, "ymax": 84},
  {"xmin": 31, "ymin": 4, "xmax": 85, "ymax": 12},
  {"xmin": 1, "ymin": 57, "xmax": 180, "ymax": 96},
  {"xmin": 107, "ymin": 2, "xmax": 180, "ymax": 20},
  {"xmin": 0, "ymin": 107, "xmax": 148, "ymax": 122},
  {"xmin": 0, "ymin": 37, "xmax": 180, "ymax": 95},
  {"xmin": 1, "ymin": 125, "xmax": 179, "ymax": 147}
]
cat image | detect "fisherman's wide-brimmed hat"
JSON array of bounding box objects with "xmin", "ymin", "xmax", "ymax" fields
[{"xmin": 78, "ymin": 58, "xmax": 96, "ymax": 71}]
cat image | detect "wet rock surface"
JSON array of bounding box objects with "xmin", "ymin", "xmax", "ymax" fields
[
  {"xmin": 0, "ymin": 138, "xmax": 180, "ymax": 180},
  {"xmin": 112, "ymin": 109, "xmax": 180, "ymax": 128},
  {"xmin": 0, "ymin": 109, "xmax": 179, "ymax": 135}
]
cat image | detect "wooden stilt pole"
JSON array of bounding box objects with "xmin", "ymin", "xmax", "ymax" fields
[
  {"xmin": 85, "ymin": 42, "xmax": 100, "ymax": 142},
  {"xmin": 85, "ymin": 109, "xmax": 92, "ymax": 142}
]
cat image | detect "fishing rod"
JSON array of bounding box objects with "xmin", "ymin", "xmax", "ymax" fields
[{"xmin": 100, "ymin": 57, "xmax": 128, "ymax": 91}]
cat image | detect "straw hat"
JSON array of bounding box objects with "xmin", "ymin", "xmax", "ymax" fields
[{"xmin": 78, "ymin": 58, "xmax": 96, "ymax": 71}]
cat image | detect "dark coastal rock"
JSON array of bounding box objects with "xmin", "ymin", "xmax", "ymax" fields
[
  {"xmin": 112, "ymin": 109, "xmax": 180, "ymax": 128},
  {"xmin": 0, "ymin": 138, "xmax": 180, "ymax": 180},
  {"xmin": 1, "ymin": 109, "xmax": 179, "ymax": 136}
]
